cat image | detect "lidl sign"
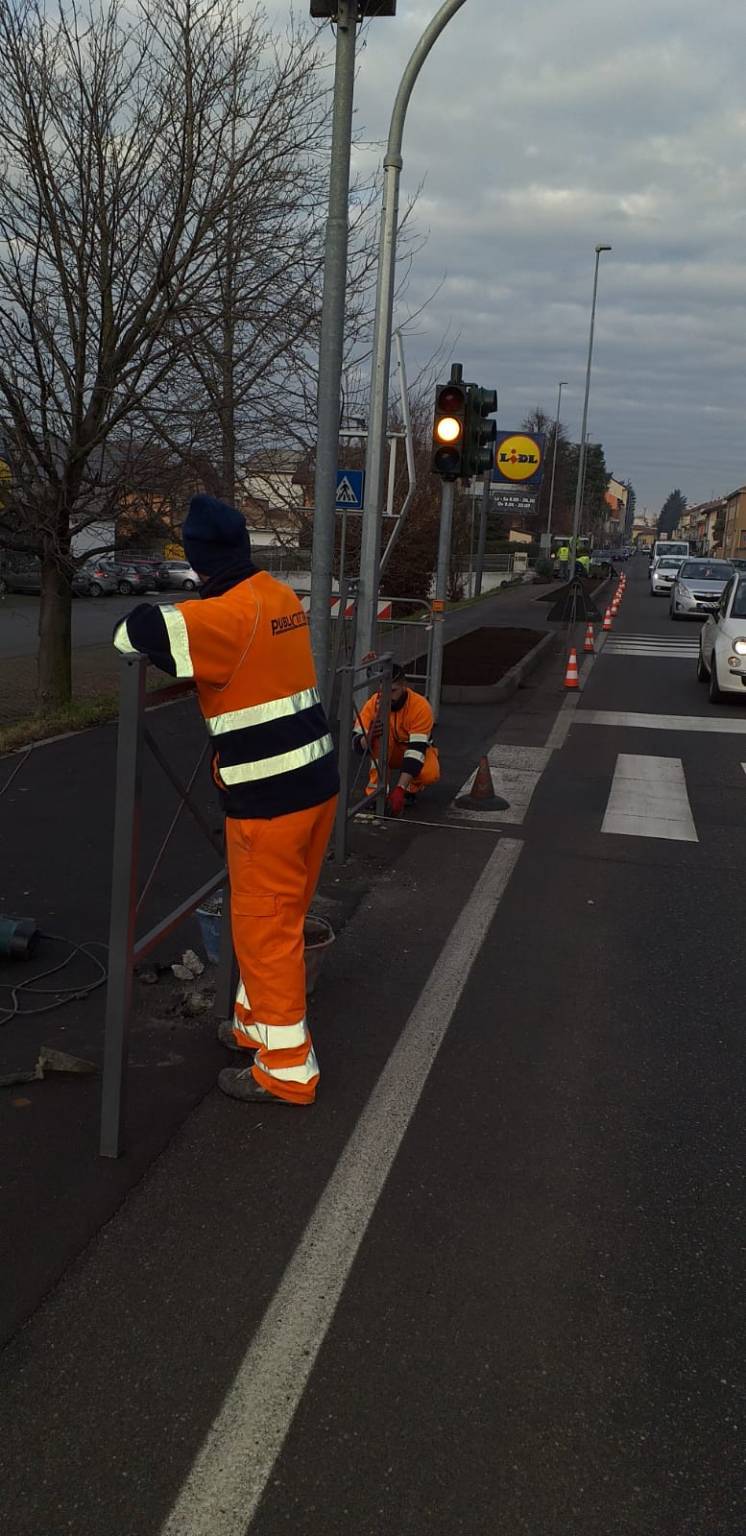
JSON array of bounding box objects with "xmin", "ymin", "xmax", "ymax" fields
[{"xmin": 492, "ymin": 432, "xmax": 545, "ymax": 490}]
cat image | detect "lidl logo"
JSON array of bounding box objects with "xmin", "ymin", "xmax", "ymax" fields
[
  {"xmin": 495, "ymin": 434, "xmax": 542, "ymax": 480},
  {"xmin": 492, "ymin": 431, "xmax": 545, "ymax": 489}
]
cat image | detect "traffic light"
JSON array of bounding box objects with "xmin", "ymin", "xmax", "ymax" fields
[
  {"xmin": 432, "ymin": 379, "xmax": 468, "ymax": 480},
  {"xmin": 464, "ymin": 386, "xmax": 498, "ymax": 477},
  {"xmin": 310, "ymin": 2, "xmax": 396, "ymax": 15}
]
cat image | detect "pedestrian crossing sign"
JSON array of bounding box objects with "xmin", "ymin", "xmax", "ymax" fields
[{"xmin": 336, "ymin": 469, "xmax": 365, "ymax": 511}]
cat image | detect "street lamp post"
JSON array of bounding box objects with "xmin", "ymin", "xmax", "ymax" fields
[
  {"xmin": 569, "ymin": 243, "xmax": 611, "ymax": 579},
  {"xmin": 545, "ymin": 379, "xmax": 567, "ymax": 550},
  {"xmin": 356, "ymin": 0, "xmax": 470, "ymax": 669}
]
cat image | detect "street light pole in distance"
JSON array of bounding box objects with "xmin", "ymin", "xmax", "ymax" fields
[
  {"xmin": 569, "ymin": 243, "xmax": 611, "ymax": 580},
  {"xmin": 545, "ymin": 379, "xmax": 568, "ymax": 550}
]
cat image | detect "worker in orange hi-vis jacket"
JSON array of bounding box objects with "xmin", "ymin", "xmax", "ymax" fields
[
  {"xmin": 354, "ymin": 663, "xmax": 439, "ymax": 816},
  {"xmin": 113, "ymin": 495, "xmax": 339, "ymax": 1107}
]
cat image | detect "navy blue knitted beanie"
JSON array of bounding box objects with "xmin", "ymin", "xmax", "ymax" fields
[{"xmin": 182, "ymin": 494, "xmax": 251, "ymax": 576}]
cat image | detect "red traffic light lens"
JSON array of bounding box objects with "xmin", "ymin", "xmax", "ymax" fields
[{"xmin": 438, "ymin": 386, "xmax": 464, "ymax": 414}]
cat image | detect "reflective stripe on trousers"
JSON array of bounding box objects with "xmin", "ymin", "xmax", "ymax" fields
[{"xmin": 225, "ymin": 797, "xmax": 337, "ymax": 1104}]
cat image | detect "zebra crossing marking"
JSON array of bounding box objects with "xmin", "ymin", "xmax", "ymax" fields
[{"xmin": 601, "ymin": 753, "xmax": 697, "ymax": 842}]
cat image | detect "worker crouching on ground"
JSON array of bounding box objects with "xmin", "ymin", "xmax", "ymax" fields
[
  {"xmin": 355, "ymin": 663, "xmax": 439, "ymax": 816},
  {"xmin": 113, "ymin": 495, "xmax": 339, "ymax": 1108}
]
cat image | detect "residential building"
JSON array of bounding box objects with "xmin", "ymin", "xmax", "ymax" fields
[{"xmin": 721, "ymin": 486, "xmax": 746, "ymax": 560}]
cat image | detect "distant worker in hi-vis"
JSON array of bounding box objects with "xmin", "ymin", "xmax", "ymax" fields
[
  {"xmin": 114, "ymin": 495, "xmax": 339, "ymax": 1107},
  {"xmin": 354, "ymin": 663, "xmax": 439, "ymax": 816}
]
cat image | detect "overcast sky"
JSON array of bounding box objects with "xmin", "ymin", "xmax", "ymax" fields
[{"xmin": 270, "ymin": 1, "xmax": 746, "ymax": 517}]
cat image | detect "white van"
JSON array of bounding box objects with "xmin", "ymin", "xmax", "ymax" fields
[{"xmin": 652, "ymin": 539, "xmax": 689, "ymax": 565}]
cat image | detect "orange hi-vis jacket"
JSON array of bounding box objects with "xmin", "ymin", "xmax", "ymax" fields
[
  {"xmin": 114, "ymin": 571, "xmax": 339, "ymax": 819},
  {"xmin": 355, "ymin": 686, "xmax": 438, "ymax": 782}
]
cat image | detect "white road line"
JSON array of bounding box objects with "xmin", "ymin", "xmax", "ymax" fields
[
  {"xmin": 604, "ymin": 646, "xmax": 698, "ymax": 659},
  {"xmin": 544, "ymin": 630, "xmax": 608, "ymax": 751},
  {"xmin": 158, "ymin": 837, "xmax": 524, "ymax": 1536},
  {"xmin": 575, "ymin": 709, "xmax": 746, "ymax": 735},
  {"xmin": 450, "ymin": 745, "xmax": 552, "ymax": 824},
  {"xmin": 602, "ymin": 753, "xmax": 697, "ymax": 842}
]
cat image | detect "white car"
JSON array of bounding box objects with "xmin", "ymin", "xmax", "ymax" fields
[
  {"xmin": 650, "ymin": 554, "xmax": 684, "ymax": 595},
  {"xmin": 697, "ymin": 574, "xmax": 746, "ymax": 701}
]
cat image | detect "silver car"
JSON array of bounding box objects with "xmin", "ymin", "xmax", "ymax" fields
[
  {"xmin": 650, "ymin": 554, "xmax": 684, "ymax": 595},
  {"xmin": 670, "ymin": 558, "xmax": 734, "ymax": 619},
  {"xmin": 161, "ymin": 559, "xmax": 199, "ymax": 591}
]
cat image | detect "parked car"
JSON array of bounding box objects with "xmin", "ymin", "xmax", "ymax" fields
[
  {"xmin": 650, "ymin": 554, "xmax": 685, "ymax": 595},
  {"xmin": 99, "ymin": 558, "xmax": 152, "ymax": 595},
  {"xmin": 669, "ymin": 558, "xmax": 734, "ymax": 619},
  {"xmin": 697, "ymin": 573, "xmax": 746, "ymax": 702},
  {"xmin": 73, "ymin": 560, "xmax": 118, "ymax": 597},
  {"xmin": 0, "ymin": 556, "xmax": 41, "ymax": 595},
  {"xmin": 160, "ymin": 559, "xmax": 199, "ymax": 591}
]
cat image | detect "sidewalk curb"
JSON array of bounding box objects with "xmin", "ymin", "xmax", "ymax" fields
[{"xmin": 441, "ymin": 629, "xmax": 557, "ymax": 706}]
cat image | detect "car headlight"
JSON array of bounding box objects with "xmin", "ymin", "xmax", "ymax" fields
[
  {"xmin": 678, "ymin": 583, "xmax": 693, "ymax": 600},
  {"xmin": 733, "ymin": 638, "xmax": 746, "ymax": 656}
]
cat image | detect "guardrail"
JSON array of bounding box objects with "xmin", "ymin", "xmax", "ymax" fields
[
  {"xmin": 333, "ymin": 650, "xmax": 393, "ymax": 864},
  {"xmin": 100, "ymin": 656, "xmax": 235, "ymax": 1159}
]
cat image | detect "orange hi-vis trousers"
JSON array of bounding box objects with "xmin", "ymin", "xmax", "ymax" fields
[
  {"xmin": 366, "ymin": 739, "xmax": 440, "ymax": 797},
  {"xmin": 225, "ymin": 796, "xmax": 337, "ymax": 1104}
]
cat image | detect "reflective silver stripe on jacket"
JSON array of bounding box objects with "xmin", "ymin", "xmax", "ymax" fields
[
  {"xmin": 206, "ymin": 687, "xmax": 321, "ymax": 737},
  {"xmin": 113, "ymin": 620, "xmax": 139, "ymax": 657},
  {"xmin": 404, "ymin": 749, "xmax": 426, "ymax": 765},
  {"xmin": 219, "ymin": 733, "xmax": 334, "ymax": 786},
  {"xmin": 161, "ymin": 606, "xmax": 194, "ymax": 679}
]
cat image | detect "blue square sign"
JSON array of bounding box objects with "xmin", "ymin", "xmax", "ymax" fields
[{"xmin": 336, "ymin": 469, "xmax": 365, "ymax": 510}]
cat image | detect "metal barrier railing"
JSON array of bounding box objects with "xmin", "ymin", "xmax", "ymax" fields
[
  {"xmin": 374, "ymin": 597, "xmax": 434, "ymax": 700},
  {"xmin": 100, "ymin": 656, "xmax": 235, "ymax": 1158},
  {"xmin": 333, "ymin": 651, "xmax": 393, "ymax": 864}
]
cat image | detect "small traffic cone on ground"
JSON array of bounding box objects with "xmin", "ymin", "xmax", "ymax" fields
[
  {"xmin": 564, "ymin": 647, "xmax": 580, "ymax": 689},
  {"xmin": 454, "ymin": 755, "xmax": 510, "ymax": 812},
  {"xmin": 583, "ymin": 622, "xmax": 595, "ymax": 653},
  {"xmin": 603, "ymin": 606, "xmax": 613, "ymax": 631}
]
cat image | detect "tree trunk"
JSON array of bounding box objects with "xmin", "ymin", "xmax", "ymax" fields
[{"xmin": 38, "ymin": 554, "xmax": 72, "ymax": 712}]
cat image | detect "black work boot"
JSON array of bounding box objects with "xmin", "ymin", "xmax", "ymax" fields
[{"xmin": 217, "ymin": 1067, "xmax": 295, "ymax": 1104}]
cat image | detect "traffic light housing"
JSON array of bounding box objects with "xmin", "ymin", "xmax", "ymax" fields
[
  {"xmin": 464, "ymin": 386, "xmax": 498, "ymax": 477},
  {"xmin": 432, "ymin": 380, "xmax": 468, "ymax": 480},
  {"xmin": 310, "ymin": 2, "xmax": 396, "ymax": 15}
]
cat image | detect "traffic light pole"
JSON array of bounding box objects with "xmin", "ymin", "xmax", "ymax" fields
[
  {"xmin": 473, "ymin": 469, "xmax": 491, "ymax": 597},
  {"xmin": 429, "ymin": 479, "xmax": 455, "ymax": 720},
  {"xmin": 356, "ymin": 0, "xmax": 470, "ymax": 671},
  {"xmin": 310, "ymin": 0, "xmax": 358, "ymax": 696}
]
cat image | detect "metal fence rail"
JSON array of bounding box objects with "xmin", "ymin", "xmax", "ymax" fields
[
  {"xmin": 334, "ymin": 651, "xmax": 393, "ymax": 864},
  {"xmin": 100, "ymin": 656, "xmax": 234, "ymax": 1158}
]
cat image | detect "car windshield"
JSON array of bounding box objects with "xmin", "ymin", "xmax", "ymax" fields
[
  {"xmin": 679, "ymin": 561, "xmax": 732, "ymax": 580},
  {"xmin": 730, "ymin": 580, "xmax": 746, "ymax": 618},
  {"xmin": 657, "ymin": 558, "xmax": 681, "ymax": 569}
]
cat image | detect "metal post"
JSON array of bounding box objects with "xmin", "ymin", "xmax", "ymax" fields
[
  {"xmin": 309, "ymin": 0, "xmax": 358, "ymax": 691},
  {"xmin": 429, "ymin": 479, "xmax": 455, "ymax": 720},
  {"xmin": 100, "ymin": 657, "xmax": 146, "ymax": 1158},
  {"xmin": 375, "ymin": 660, "xmax": 392, "ymax": 820},
  {"xmin": 474, "ymin": 470, "xmax": 491, "ymax": 597},
  {"xmin": 334, "ymin": 660, "xmax": 355, "ymax": 863},
  {"xmin": 356, "ymin": 0, "xmax": 470, "ymax": 666},
  {"xmin": 569, "ymin": 244, "xmax": 611, "ymax": 579},
  {"xmin": 379, "ymin": 333, "xmax": 417, "ymax": 577},
  {"xmin": 545, "ymin": 380, "xmax": 567, "ymax": 550},
  {"xmin": 214, "ymin": 878, "xmax": 237, "ymax": 1022},
  {"xmin": 468, "ymin": 490, "xmax": 476, "ymax": 599}
]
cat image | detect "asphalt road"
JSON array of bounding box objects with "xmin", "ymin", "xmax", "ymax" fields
[
  {"xmin": 0, "ymin": 589, "xmax": 175, "ymax": 657},
  {"xmin": 0, "ymin": 576, "xmax": 561, "ymax": 659},
  {"xmin": 1, "ymin": 555, "xmax": 742, "ymax": 1535}
]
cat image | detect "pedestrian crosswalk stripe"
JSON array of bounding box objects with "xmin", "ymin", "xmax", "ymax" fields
[
  {"xmin": 604, "ymin": 632, "xmax": 698, "ymax": 659},
  {"xmin": 602, "ymin": 753, "xmax": 697, "ymax": 842}
]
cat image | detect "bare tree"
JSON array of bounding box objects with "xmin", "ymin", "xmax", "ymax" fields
[{"xmin": 0, "ymin": 0, "xmax": 301, "ymax": 709}]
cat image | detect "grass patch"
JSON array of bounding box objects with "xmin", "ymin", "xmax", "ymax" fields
[{"xmin": 0, "ymin": 695, "xmax": 120, "ymax": 755}]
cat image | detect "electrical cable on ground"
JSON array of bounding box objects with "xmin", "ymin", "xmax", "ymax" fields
[{"xmin": 0, "ymin": 935, "xmax": 108, "ymax": 1027}]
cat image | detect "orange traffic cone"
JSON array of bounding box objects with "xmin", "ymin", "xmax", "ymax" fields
[
  {"xmin": 603, "ymin": 606, "xmax": 613, "ymax": 631},
  {"xmin": 564, "ymin": 647, "xmax": 580, "ymax": 688},
  {"xmin": 455, "ymin": 755, "xmax": 510, "ymax": 811},
  {"xmin": 583, "ymin": 623, "xmax": 595, "ymax": 653}
]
